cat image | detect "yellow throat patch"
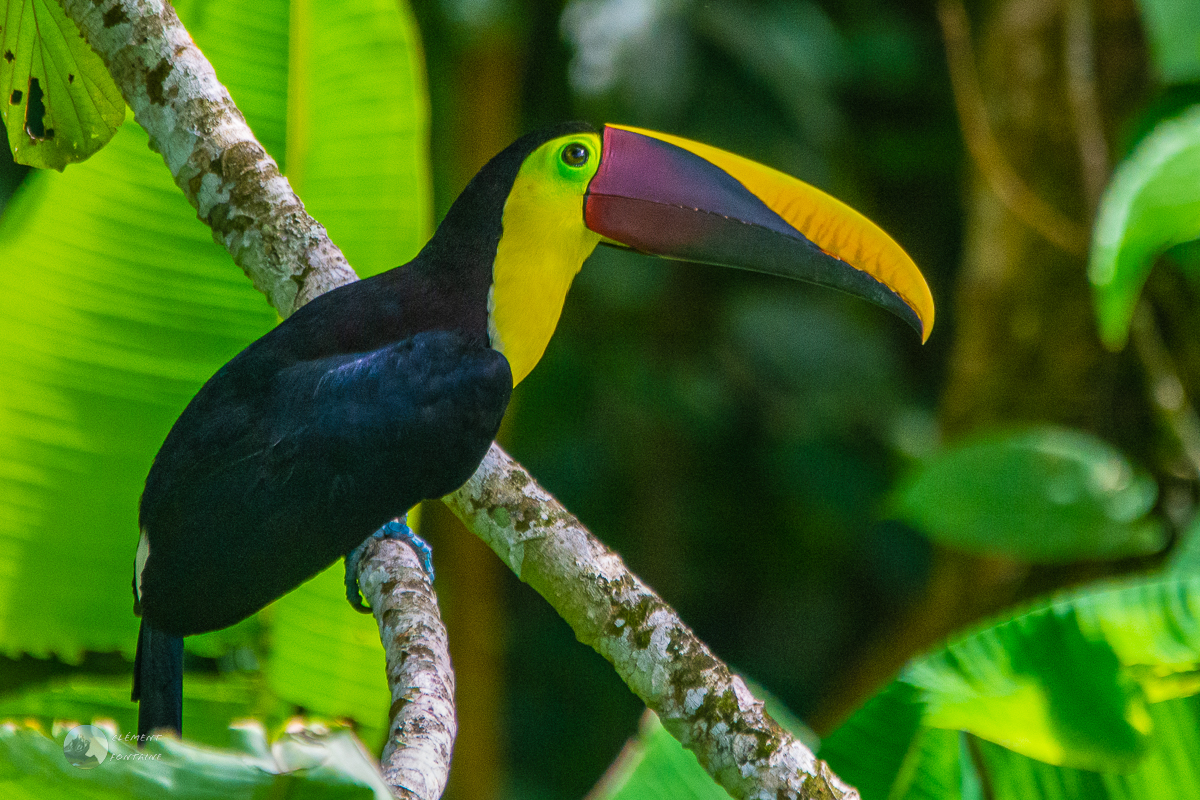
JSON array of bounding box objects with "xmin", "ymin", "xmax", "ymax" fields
[{"xmin": 489, "ymin": 132, "xmax": 603, "ymax": 385}]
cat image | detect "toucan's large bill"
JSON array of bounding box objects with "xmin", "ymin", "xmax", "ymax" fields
[{"xmin": 584, "ymin": 124, "xmax": 934, "ymax": 342}]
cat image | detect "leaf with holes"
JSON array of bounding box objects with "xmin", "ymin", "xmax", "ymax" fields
[{"xmin": 0, "ymin": 0, "xmax": 125, "ymax": 169}]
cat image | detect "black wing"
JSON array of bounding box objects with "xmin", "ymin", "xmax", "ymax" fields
[{"xmin": 137, "ymin": 330, "xmax": 512, "ymax": 635}]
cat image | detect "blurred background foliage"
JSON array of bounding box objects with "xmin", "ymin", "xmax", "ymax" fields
[{"xmin": 2, "ymin": 0, "xmax": 1200, "ymax": 798}]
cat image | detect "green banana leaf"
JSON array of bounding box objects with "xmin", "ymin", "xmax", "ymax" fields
[
  {"xmin": 0, "ymin": 0, "xmax": 430, "ymax": 743},
  {"xmin": 818, "ymin": 536, "xmax": 1200, "ymax": 798}
]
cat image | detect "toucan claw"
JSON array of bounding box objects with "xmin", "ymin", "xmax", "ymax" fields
[{"xmin": 343, "ymin": 515, "xmax": 434, "ymax": 613}]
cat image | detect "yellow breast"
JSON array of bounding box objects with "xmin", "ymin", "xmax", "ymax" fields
[{"xmin": 488, "ymin": 133, "xmax": 603, "ymax": 385}]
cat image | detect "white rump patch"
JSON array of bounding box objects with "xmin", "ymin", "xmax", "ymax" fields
[{"xmin": 135, "ymin": 529, "xmax": 150, "ymax": 601}]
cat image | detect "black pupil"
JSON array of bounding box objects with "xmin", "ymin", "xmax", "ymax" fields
[{"xmin": 563, "ymin": 144, "xmax": 588, "ymax": 166}]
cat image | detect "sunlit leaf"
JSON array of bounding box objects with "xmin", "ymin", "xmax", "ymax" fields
[
  {"xmin": 977, "ymin": 695, "xmax": 1200, "ymax": 800},
  {"xmin": 893, "ymin": 427, "xmax": 1164, "ymax": 563},
  {"xmin": 589, "ymin": 710, "xmax": 734, "ymax": 800},
  {"xmin": 0, "ymin": 120, "xmax": 278, "ymax": 662},
  {"xmin": 284, "ymin": 0, "xmax": 431, "ymax": 277},
  {"xmin": 1089, "ymin": 105, "xmax": 1200, "ymax": 349},
  {"xmin": 899, "ymin": 568, "xmax": 1200, "ymax": 770},
  {"xmin": 0, "ymin": 718, "xmax": 391, "ymax": 799},
  {"xmin": 825, "ymin": 690, "xmax": 1200, "ymax": 800},
  {"xmin": 0, "ymin": 0, "xmax": 125, "ymax": 169},
  {"xmin": 0, "ymin": 0, "xmax": 292, "ymax": 663},
  {"xmin": 1072, "ymin": 574, "xmax": 1200, "ymax": 704},
  {"xmin": 906, "ymin": 606, "xmax": 1150, "ymax": 771},
  {"xmin": 823, "ymin": 562, "xmax": 1200, "ymax": 795}
]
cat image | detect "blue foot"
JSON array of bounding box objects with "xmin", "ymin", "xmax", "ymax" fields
[{"xmin": 344, "ymin": 516, "xmax": 435, "ymax": 613}]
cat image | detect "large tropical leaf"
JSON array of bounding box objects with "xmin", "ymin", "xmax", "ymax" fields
[
  {"xmin": 892, "ymin": 427, "xmax": 1164, "ymax": 563},
  {"xmin": 0, "ymin": 0, "xmax": 430, "ymax": 738},
  {"xmin": 976, "ymin": 696, "xmax": 1200, "ymax": 800},
  {"xmin": 820, "ymin": 696, "xmax": 1200, "ymax": 800},
  {"xmin": 902, "ymin": 566, "xmax": 1200, "ymax": 770},
  {"xmin": 905, "ymin": 606, "xmax": 1150, "ymax": 771},
  {"xmin": 0, "ymin": 0, "xmax": 125, "ymax": 169},
  {"xmin": 816, "ymin": 529, "xmax": 1200, "ymax": 799}
]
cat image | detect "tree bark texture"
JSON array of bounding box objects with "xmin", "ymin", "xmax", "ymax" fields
[
  {"xmin": 357, "ymin": 536, "xmax": 457, "ymax": 800},
  {"xmin": 446, "ymin": 445, "xmax": 859, "ymax": 800},
  {"xmin": 60, "ymin": 1, "xmax": 857, "ymax": 797},
  {"xmin": 58, "ymin": 0, "xmax": 358, "ymax": 316}
]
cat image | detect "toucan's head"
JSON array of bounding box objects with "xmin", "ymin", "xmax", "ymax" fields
[{"xmin": 449, "ymin": 122, "xmax": 934, "ymax": 386}]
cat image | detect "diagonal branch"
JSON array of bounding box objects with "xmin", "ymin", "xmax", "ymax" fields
[
  {"xmin": 444, "ymin": 446, "xmax": 858, "ymax": 800},
  {"xmin": 58, "ymin": 0, "xmax": 357, "ymax": 316},
  {"xmin": 57, "ymin": 2, "xmax": 449, "ymax": 796},
  {"xmin": 59, "ymin": 1, "xmax": 856, "ymax": 798}
]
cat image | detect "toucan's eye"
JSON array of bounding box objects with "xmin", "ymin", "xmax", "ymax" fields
[{"xmin": 561, "ymin": 143, "xmax": 590, "ymax": 167}]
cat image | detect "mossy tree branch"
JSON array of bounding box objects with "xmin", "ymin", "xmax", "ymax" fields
[
  {"xmin": 59, "ymin": 1, "xmax": 857, "ymax": 797},
  {"xmin": 444, "ymin": 447, "xmax": 858, "ymax": 800},
  {"xmin": 57, "ymin": 1, "xmax": 448, "ymax": 796}
]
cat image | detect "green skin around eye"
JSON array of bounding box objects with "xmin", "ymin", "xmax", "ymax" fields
[{"xmin": 557, "ymin": 142, "xmax": 593, "ymax": 177}]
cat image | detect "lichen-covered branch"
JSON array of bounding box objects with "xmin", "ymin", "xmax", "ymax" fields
[
  {"xmin": 445, "ymin": 445, "xmax": 859, "ymax": 800},
  {"xmin": 57, "ymin": 1, "xmax": 446, "ymax": 792},
  {"xmin": 58, "ymin": 0, "xmax": 357, "ymax": 315},
  {"xmin": 63, "ymin": 2, "xmax": 861, "ymax": 797},
  {"xmin": 356, "ymin": 537, "xmax": 456, "ymax": 800}
]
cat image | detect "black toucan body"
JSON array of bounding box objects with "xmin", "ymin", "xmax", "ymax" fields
[{"xmin": 132, "ymin": 122, "xmax": 934, "ymax": 737}]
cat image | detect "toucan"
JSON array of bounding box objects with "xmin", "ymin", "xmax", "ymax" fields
[{"xmin": 132, "ymin": 122, "xmax": 934, "ymax": 737}]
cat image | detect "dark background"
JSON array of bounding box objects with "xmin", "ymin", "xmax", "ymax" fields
[{"xmin": 392, "ymin": 1, "xmax": 1196, "ymax": 798}]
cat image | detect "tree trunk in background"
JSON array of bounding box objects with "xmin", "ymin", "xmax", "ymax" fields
[
  {"xmin": 414, "ymin": 9, "xmax": 527, "ymax": 797},
  {"xmin": 941, "ymin": 0, "xmax": 1147, "ymax": 440},
  {"xmin": 809, "ymin": 0, "xmax": 1150, "ymax": 734}
]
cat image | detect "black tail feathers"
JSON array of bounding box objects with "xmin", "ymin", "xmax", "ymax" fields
[{"xmin": 132, "ymin": 621, "xmax": 183, "ymax": 739}]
